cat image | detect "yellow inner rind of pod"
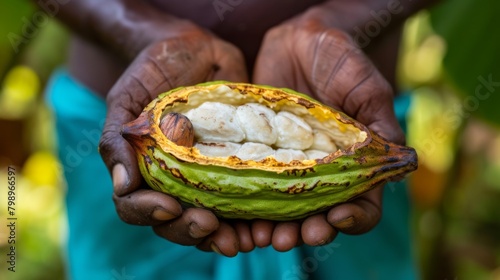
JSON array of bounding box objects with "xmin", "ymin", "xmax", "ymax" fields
[{"xmin": 149, "ymin": 82, "xmax": 368, "ymax": 171}]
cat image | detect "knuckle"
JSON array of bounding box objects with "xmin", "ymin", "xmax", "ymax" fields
[
  {"xmin": 98, "ymin": 129, "xmax": 118, "ymax": 161},
  {"xmin": 112, "ymin": 194, "xmax": 134, "ymax": 224},
  {"xmin": 323, "ymin": 28, "xmax": 351, "ymax": 42},
  {"xmin": 112, "ymin": 193, "xmax": 151, "ymax": 226}
]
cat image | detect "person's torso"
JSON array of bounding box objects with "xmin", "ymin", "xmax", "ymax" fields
[
  {"xmin": 68, "ymin": 0, "xmax": 324, "ymax": 97},
  {"xmin": 148, "ymin": 0, "xmax": 325, "ymax": 65}
]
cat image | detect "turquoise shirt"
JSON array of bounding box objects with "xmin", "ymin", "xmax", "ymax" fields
[{"xmin": 46, "ymin": 69, "xmax": 416, "ymax": 280}]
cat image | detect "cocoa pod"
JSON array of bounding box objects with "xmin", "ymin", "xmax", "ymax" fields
[{"xmin": 122, "ymin": 82, "xmax": 418, "ymax": 220}]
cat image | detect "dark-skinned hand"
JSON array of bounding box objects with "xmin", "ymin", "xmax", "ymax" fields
[
  {"xmin": 99, "ymin": 19, "xmax": 405, "ymax": 257},
  {"xmin": 250, "ymin": 19, "xmax": 405, "ymax": 252},
  {"xmin": 98, "ymin": 28, "xmax": 251, "ymax": 257}
]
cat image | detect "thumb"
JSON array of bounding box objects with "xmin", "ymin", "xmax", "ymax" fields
[
  {"xmin": 98, "ymin": 37, "xmax": 217, "ymax": 196},
  {"xmin": 98, "ymin": 49, "xmax": 170, "ymax": 196},
  {"xmin": 366, "ymin": 103, "xmax": 405, "ymax": 145},
  {"xmin": 336, "ymin": 63, "xmax": 405, "ymax": 145},
  {"xmin": 99, "ymin": 103, "xmax": 142, "ymax": 196}
]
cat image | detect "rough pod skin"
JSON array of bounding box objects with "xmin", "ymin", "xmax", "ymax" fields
[{"xmin": 122, "ymin": 81, "xmax": 418, "ymax": 221}]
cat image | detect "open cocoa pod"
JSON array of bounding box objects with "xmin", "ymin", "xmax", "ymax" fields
[{"xmin": 122, "ymin": 82, "xmax": 417, "ymax": 220}]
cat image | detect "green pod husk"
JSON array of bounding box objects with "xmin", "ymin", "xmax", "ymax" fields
[{"xmin": 122, "ymin": 81, "xmax": 417, "ymax": 220}]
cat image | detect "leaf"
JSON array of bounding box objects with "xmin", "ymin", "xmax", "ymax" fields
[
  {"xmin": 430, "ymin": 0, "xmax": 500, "ymax": 126},
  {"xmin": 0, "ymin": 0, "xmax": 35, "ymax": 76}
]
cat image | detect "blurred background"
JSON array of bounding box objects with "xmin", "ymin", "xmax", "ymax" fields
[{"xmin": 0, "ymin": 0, "xmax": 499, "ymax": 279}]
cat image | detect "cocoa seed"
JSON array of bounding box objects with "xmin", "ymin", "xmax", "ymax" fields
[{"xmin": 160, "ymin": 113, "xmax": 194, "ymax": 147}]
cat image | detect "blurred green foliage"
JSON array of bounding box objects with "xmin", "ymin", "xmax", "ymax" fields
[
  {"xmin": 430, "ymin": 0, "xmax": 500, "ymax": 126},
  {"xmin": 0, "ymin": 1, "xmax": 68, "ymax": 280},
  {"xmin": 403, "ymin": 0, "xmax": 500, "ymax": 278},
  {"xmin": 0, "ymin": 0, "xmax": 35, "ymax": 78},
  {"xmin": 0, "ymin": 0, "xmax": 68, "ymax": 83}
]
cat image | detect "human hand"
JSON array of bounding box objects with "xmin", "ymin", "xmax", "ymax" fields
[
  {"xmin": 99, "ymin": 29, "xmax": 250, "ymax": 257},
  {"xmin": 251, "ymin": 19, "xmax": 404, "ymax": 251}
]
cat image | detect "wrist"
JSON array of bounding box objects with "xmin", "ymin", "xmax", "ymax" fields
[
  {"xmin": 293, "ymin": 1, "xmax": 368, "ymax": 31},
  {"xmin": 85, "ymin": 1, "xmax": 202, "ymax": 60},
  {"xmin": 292, "ymin": 0, "xmax": 438, "ymax": 38},
  {"xmin": 43, "ymin": 0, "xmax": 203, "ymax": 61}
]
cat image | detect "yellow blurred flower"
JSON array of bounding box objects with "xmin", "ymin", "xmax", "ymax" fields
[
  {"xmin": 22, "ymin": 150, "xmax": 61, "ymax": 187},
  {"xmin": 0, "ymin": 65, "xmax": 40, "ymax": 119}
]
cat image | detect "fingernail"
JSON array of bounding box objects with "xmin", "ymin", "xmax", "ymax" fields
[
  {"xmin": 210, "ymin": 243, "xmax": 223, "ymax": 255},
  {"xmin": 112, "ymin": 164, "xmax": 129, "ymax": 195},
  {"xmin": 152, "ymin": 207, "xmax": 176, "ymax": 221},
  {"xmin": 332, "ymin": 216, "xmax": 355, "ymax": 229}
]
